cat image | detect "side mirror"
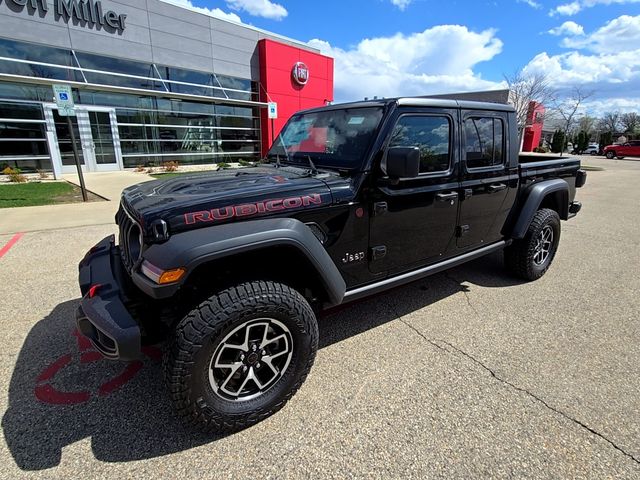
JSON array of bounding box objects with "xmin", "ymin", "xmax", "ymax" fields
[{"xmin": 385, "ymin": 146, "xmax": 420, "ymax": 180}]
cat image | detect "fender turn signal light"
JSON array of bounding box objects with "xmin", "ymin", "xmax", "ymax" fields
[
  {"xmin": 158, "ymin": 268, "xmax": 186, "ymax": 284},
  {"xmin": 141, "ymin": 261, "xmax": 186, "ymax": 285}
]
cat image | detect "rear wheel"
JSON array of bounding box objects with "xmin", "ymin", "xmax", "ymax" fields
[
  {"xmin": 606, "ymin": 151, "xmax": 615, "ymax": 159},
  {"xmin": 505, "ymin": 208, "xmax": 561, "ymax": 281},
  {"xmin": 164, "ymin": 280, "xmax": 318, "ymax": 433}
]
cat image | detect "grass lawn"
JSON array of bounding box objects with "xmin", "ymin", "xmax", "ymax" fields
[{"xmin": 0, "ymin": 182, "xmax": 100, "ymax": 208}]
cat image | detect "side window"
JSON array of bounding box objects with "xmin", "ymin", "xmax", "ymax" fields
[
  {"xmin": 388, "ymin": 116, "xmax": 451, "ymax": 173},
  {"xmin": 464, "ymin": 117, "xmax": 504, "ymax": 169}
]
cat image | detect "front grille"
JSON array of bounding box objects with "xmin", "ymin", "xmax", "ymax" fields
[{"xmin": 116, "ymin": 203, "xmax": 142, "ymax": 272}]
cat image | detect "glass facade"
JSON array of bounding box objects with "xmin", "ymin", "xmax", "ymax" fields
[{"xmin": 0, "ymin": 37, "xmax": 262, "ymax": 171}]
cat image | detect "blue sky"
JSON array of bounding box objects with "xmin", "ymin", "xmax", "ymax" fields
[{"xmin": 167, "ymin": 0, "xmax": 640, "ymax": 113}]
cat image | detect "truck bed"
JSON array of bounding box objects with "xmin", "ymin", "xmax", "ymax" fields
[{"xmin": 518, "ymin": 153, "xmax": 582, "ymax": 192}]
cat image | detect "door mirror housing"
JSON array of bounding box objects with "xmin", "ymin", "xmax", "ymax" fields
[{"xmin": 385, "ymin": 146, "xmax": 420, "ymax": 180}]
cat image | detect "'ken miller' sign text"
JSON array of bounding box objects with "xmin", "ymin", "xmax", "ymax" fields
[{"xmin": 6, "ymin": 0, "xmax": 127, "ymax": 32}]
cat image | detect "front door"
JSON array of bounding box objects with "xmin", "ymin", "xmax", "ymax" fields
[
  {"xmin": 45, "ymin": 105, "xmax": 122, "ymax": 173},
  {"xmin": 368, "ymin": 109, "xmax": 460, "ymax": 275}
]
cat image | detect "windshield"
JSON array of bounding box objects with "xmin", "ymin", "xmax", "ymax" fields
[{"xmin": 267, "ymin": 107, "xmax": 384, "ymax": 169}]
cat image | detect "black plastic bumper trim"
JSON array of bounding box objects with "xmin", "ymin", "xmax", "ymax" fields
[{"xmin": 76, "ymin": 236, "xmax": 141, "ymax": 361}]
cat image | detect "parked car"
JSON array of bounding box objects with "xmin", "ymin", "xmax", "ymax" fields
[
  {"xmin": 604, "ymin": 140, "xmax": 640, "ymax": 159},
  {"xmin": 571, "ymin": 143, "xmax": 599, "ymax": 155},
  {"xmin": 584, "ymin": 144, "xmax": 599, "ymax": 155},
  {"xmin": 76, "ymin": 98, "xmax": 587, "ymax": 433}
]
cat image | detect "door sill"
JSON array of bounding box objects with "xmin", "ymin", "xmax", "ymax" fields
[{"xmin": 343, "ymin": 240, "xmax": 506, "ymax": 303}]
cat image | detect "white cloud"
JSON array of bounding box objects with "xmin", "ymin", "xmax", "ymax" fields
[
  {"xmin": 226, "ymin": 0, "xmax": 287, "ymax": 20},
  {"xmin": 159, "ymin": 0, "xmax": 242, "ymax": 22},
  {"xmin": 390, "ymin": 0, "xmax": 412, "ymax": 10},
  {"xmin": 524, "ymin": 15, "xmax": 640, "ymax": 115},
  {"xmin": 550, "ymin": 0, "xmax": 640, "ymax": 16},
  {"xmin": 518, "ymin": 0, "xmax": 543, "ymax": 9},
  {"xmin": 548, "ymin": 21, "xmax": 585, "ymax": 35},
  {"xmin": 561, "ymin": 14, "xmax": 640, "ymax": 53},
  {"xmin": 308, "ymin": 25, "xmax": 505, "ymax": 103}
]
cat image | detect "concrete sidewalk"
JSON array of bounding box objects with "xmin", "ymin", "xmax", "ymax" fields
[
  {"xmin": 62, "ymin": 171, "xmax": 153, "ymax": 201},
  {"xmin": 0, "ymin": 172, "xmax": 153, "ymax": 234}
]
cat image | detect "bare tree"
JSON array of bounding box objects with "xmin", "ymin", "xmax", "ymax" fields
[
  {"xmin": 599, "ymin": 111, "xmax": 621, "ymax": 133},
  {"xmin": 553, "ymin": 87, "xmax": 594, "ymax": 155},
  {"xmin": 578, "ymin": 115, "xmax": 596, "ymax": 136},
  {"xmin": 504, "ymin": 69, "xmax": 556, "ymax": 146},
  {"xmin": 620, "ymin": 112, "xmax": 640, "ymax": 134}
]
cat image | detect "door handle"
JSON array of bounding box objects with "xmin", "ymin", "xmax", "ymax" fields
[
  {"xmin": 436, "ymin": 192, "xmax": 458, "ymax": 202},
  {"xmin": 487, "ymin": 183, "xmax": 507, "ymax": 193}
]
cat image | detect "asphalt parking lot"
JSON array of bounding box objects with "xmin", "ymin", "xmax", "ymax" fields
[{"xmin": 1, "ymin": 157, "xmax": 639, "ymax": 479}]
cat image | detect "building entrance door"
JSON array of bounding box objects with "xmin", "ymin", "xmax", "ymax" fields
[{"xmin": 44, "ymin": 105, "xmax": 122, "ymax": 173}]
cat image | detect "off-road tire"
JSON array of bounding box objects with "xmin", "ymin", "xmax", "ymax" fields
[
  {"xmin": 606, "ymin": 151, "xmax": 615, "ymax": 159},
  {"xmin": 505, "ymin": 208, "xmax": 561, "ymax": 281},
  {"xmin": 163, "ymin": 280, "xmax": 318, "ymax": 433}
]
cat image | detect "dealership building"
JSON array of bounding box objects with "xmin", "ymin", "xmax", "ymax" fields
[{"xmin": 0, "ymin": 0, "xmax": 334, "ymax": 175}]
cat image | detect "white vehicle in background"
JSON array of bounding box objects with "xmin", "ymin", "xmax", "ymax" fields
[{"xmin": 584, "ymin": 144, "xmax": 600, "ymax": 155}]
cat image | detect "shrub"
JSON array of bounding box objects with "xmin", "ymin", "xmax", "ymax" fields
[
  {"xmin": 2, "ymin": 166, "xmax": 20, "ymax": 176},
  {"xmin": 238, "ymin": 159, "xmax": 254, "ymax": 167},
  {"xmin": 146, "ymin": 167, "xmax": 155, "ymax": 174},
  {"xmin": 217, "ymin": 162, "xmax": 230, "ymax": 169},
  {"xmin": 8, "ymin": 171, "xmax": 27, "ymax": 183},
  {"xmin": 162, "ymin": 161, "xmax": 179, "ymax": 172},
  {"xmin": 135, "ymin": 165, "xmax": 146, "ymax": 173},
  {"xmin": 533, "ymin": 146, "xmax": 548, "ymax": 153},
  {"xmin": 37, "ymin": 169, "xmax": 50, "ymax": 179}
]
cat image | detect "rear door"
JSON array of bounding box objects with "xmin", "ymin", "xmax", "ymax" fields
[
  {"xmin": 368, "ymin": 107, "xmax": 460, "ymax": 274},
  {"xmin": 457, "ymin": 110, "xmax": 517, "ymax": 249}
]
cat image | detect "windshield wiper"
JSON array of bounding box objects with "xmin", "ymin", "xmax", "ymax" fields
[{"xmin": 305, "ymin": 155, "xmax": 318, "ymax": 175}]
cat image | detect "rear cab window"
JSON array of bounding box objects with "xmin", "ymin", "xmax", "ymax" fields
[{"xmin": 464, "ymin": 117, "xmax": 505, "ymax": 169}]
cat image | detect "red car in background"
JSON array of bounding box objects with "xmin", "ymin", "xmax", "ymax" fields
[{"xmin": 604, "ymin": 140, "xmax": 640, "ymax": 159}]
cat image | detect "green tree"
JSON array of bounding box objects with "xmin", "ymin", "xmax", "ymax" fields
[
  {"xmin": 599, "ymin": 131, "xmax": 613, "ymax": 149},
  {"xmin": 551, "ymin": 129, "xmax": 566, "ymax": 153},
  {"xmin": 577, "ymin": 131, "xmax": 589, "ymax": 153}
]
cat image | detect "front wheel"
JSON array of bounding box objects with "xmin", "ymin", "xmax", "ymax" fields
[
  {"xmin": 606, "ymin": 151, "xmax": 615, "ymax": 159},
  {"xmin": 505, "ymin": 208, "xmax": 561, "ymax": 281},
  {"xmin": 163, "ymin": 280, "xmax": 318, "ymax": 433}
]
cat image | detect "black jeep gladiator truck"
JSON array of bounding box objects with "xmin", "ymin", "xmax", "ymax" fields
[{"xmin": 76, "ymin": 97, "xmax": 586, "ymax": 432}]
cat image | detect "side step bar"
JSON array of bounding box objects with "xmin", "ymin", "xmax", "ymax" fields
[{"xmin": 343, "ymin": 241, "xmax": 507, "ymax": 303}]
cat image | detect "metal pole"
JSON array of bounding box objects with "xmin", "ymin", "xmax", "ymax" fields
[
  {"xmin": 271, "ymin": 118, "xmax": 275, "ymax": 145},
  {"xmin": 66, "ymin": 116, "xmax": 88, "ymax": 202}
]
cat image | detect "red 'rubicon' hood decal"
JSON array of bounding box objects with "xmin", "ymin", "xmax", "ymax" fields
[{"xmin": 184, "ymin": 193, "xmax": 323, "ymax": 225}]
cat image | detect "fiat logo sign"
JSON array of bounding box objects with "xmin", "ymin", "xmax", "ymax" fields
[{"xmin": 292, "ymin": 62, "xmax": 309, "ymax": 86}]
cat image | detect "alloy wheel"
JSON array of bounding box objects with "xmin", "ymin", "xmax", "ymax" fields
[
  {"xmin": 209, "ymin": 318, "xmax": 293, "ymax": 401},
  {"xmin": 533, "ymin": 225, "xmax": 554, "ymax": 266}
]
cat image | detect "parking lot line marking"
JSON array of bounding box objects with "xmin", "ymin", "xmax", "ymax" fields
[{"xmin": 0, "ymin": 232, "xmax": 24, "ymax": 259}]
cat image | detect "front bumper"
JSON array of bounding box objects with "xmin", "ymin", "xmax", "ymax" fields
[{"xmin": 76, "ymin": 235, "xmax": 141, "ymax": 360}]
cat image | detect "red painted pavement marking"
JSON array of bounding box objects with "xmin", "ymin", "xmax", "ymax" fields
[
  {"xmin": 36, "ymin": 354, "xmax": 73, "ymax": 383},
  {"xmin": 34, "ymin": 330, "xmax": 163, "ymax": 405},
  {"xmin": 0, "ymin": 232, "xmax": 24, "ymax": 259},
  {"xmin": 80, "ymin": 351, "xmax": 103, "ymax": 364},
  {"xmin": 98, "ymin": 361, "xmax": 143, "ymax": 396},
  {"xmin": 34, "ymin": 384, "xmax": 91, "ymax": 405}
]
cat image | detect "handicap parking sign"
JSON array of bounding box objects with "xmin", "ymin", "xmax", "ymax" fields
[
  {"xmin": 268, "ymin": 102, "xmax": 278, "ymax": 119},
  {"xmin": 52, "ymin": 85, "xmax": 75, "ymax": 116}
]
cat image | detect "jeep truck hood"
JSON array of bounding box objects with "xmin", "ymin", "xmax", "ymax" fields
[{"xmin": 120, "ymin": 165, "xmax": 337, "ymax": 238}]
